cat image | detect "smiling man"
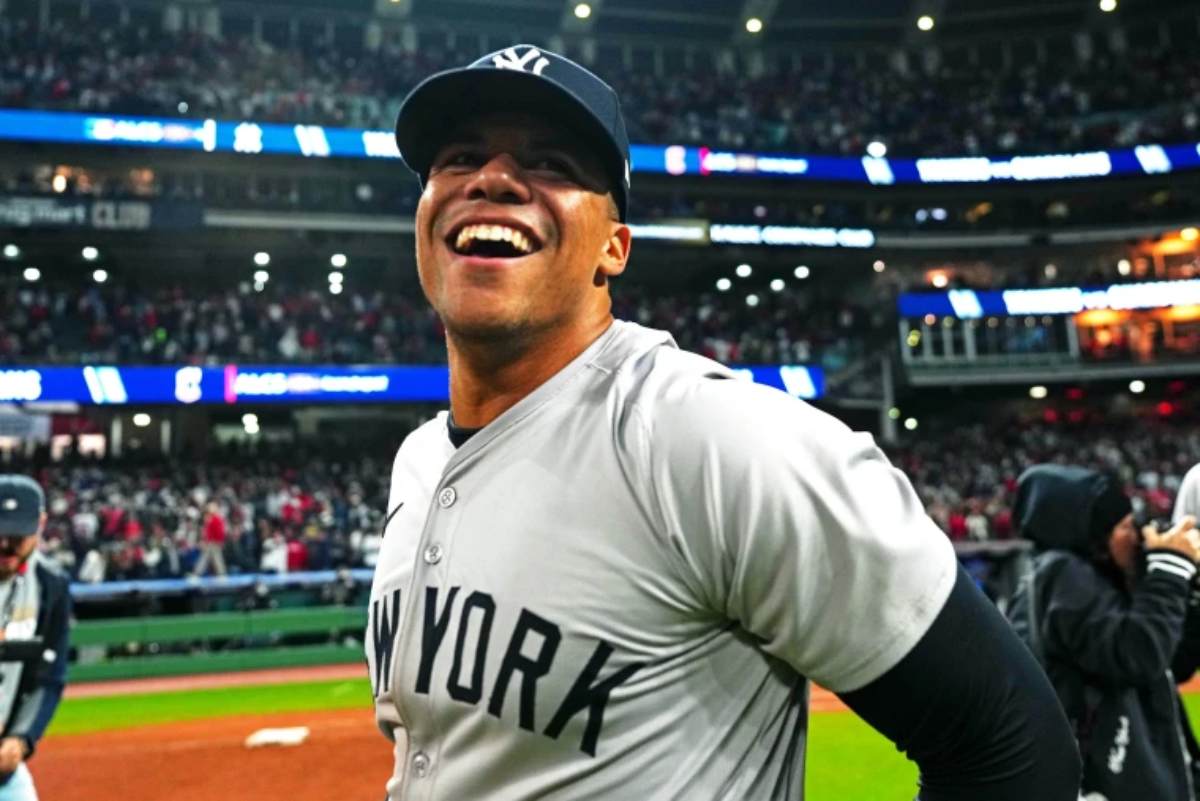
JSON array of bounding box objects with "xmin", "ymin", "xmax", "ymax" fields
[{"xmin": 366, "ymin": 46, "xmax": 1080, "ymax": 800}]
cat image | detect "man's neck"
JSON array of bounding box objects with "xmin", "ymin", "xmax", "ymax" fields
[{"xmin": 447, "ymin": 315, "xmax": 614, "ymax": 429}]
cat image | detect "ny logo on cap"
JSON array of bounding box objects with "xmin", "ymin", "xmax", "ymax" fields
[
  {"xmin": 1, "ymin": 499, "xmax": 16, "ymax": 511},
  {"xmin": 493, "ymin": 46, "xmax": 549, "ymax": 76}
]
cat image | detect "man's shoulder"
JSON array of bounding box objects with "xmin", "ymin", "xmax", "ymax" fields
[
  {"xmin": 392, "ymin": 412, "xmax": 451, "ymax": 469},
  {"xmin": 32, "ymin": 554, "xmax": 70, "ymax": 593}
]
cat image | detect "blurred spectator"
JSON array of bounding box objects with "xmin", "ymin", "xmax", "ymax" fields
[{"xmin": 192, "ymin": 499, "xmax": 227, "ymax": 577}]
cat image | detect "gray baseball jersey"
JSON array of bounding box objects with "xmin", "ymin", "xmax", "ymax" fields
[{"xmin": 366, "ymin": 320, "xmax": 957, "ymax": 800}]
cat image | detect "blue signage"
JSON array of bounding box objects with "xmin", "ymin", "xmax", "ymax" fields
[
  {"xmin": 2, "ymin": 108, "xmax": 1196, "ymax": 186},
  {"xmin": 899, "ymin": 279, "xmax": 1200, "ymax": 319},
  {"xmin": 0, "ymin": 362, "xmax": 826, "ymax": 404}
]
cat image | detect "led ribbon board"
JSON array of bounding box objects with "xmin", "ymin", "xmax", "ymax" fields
[{"xmin": 2, "ymin": 109, "xmax": 1196, "ymax": 185}]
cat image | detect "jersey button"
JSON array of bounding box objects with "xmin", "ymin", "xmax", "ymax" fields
[
  {"xmin": 423, "ymin": 544, "xmax": 443, "ymax": 565},
  {"xmin": 438, "ymin": 487, "xmax": 457, "ymax": 508},
  {"xmin": 411, "ymin": 750, "xmax": 431, "ymax": 778}
]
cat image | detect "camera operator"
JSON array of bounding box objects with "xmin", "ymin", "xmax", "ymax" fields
[{"xmin": 1007, "ymin": 464, "xmax": 1200, "ymax": 801}]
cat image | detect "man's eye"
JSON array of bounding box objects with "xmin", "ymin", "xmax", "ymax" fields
[
  {"xmin": 438, "ymin": 151, "xmax": 482, "ymax": 169},
  {"xmin": 531, "ymin": 157, "xmax": 572, "ymax": 175}
]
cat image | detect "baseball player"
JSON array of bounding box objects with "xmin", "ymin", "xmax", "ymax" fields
[
  {"xmin": 0, "ymin": 476, "xmax": 71, "ymax": 801},
  {"xmin": 366, "ymin": 45, "xmax": 1080, "ymax": 800}
]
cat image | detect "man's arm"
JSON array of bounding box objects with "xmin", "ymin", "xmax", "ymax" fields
[
  {"xmin": 6, "ymin": 572, "xmax": 71, "ymax": 758},
  {"xmin": 839, "ymin": 566, "xmax": 1080, "ymax": 800}
]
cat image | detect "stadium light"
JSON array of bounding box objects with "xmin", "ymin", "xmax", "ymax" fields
[
  {"xmin": 1098, "ymin": 0, "xmax": 1117, "ymax": 11},
  {"xmin": 716, "ymin": 278, "xmax": 732, "ymax": 291},
  {"xmin": 1029, "ymin": 385, "xmax": 1048, "ymax": 399},
  {"xmin": 735, "ymin": 263, "xmax": 753, "ymax": 278},
  {"xmin": 1181, "ymin": 227, "xmax": 1199, "ymax": 242},
  {"xmin": 329, "ymin": 283, "xmax": 344, "ymax": 295},
  {"xmin": 574, "ymin": 3, "xmax": 591, "ymax": 19},
  {"xmin": 1117, "ymin": 258, "xmax": 1132, "ymax": 275},
  {"xmin": 931, "ymin": 272, "xmax": 949, "ymax": 288},
  {"xmin": 904, "ymin": 417, "xmax": 919, "ymax": 431},
  {"xmin": 82, "ymin": 246, "xmax": 99, "ymax": 261},
  {"xmin": 745, "ymin": 294, "xmax": 760, "ymax": 307},
  {"xmin": 1044, "ymin": 263, "xmax": 1058, "ymax": 279},
  {"xmin": 866, "ymin": 141, "xmax": 887, "ymax": 158},
  {"xmin": 253, "ymin": 251, "xmax": 270, "ymax": 266},
  {"xmin": 23, "ymin": 267, "xmax": 40, "ymax": 282},
  {"xmin": 92, "ymin": 269, "xmax": 108, "ymax": 284},
  {"xmin": 177, "ymin": 101, "xmax": 189, "ymax": 114},
  {"xmin": 770, "ymin": 279, "xmax": 785, "ymax": 292},
  {"xmin": 51, "ymin": 174, "xmax": 67, "ymax": 193},
  {"xmin": 745, "ymin": 17, "xmax": 763, "ymax": 34},
  {"xmin": 328, "ymin": 271, "xmax": 344, "ymax": 284},
  {"xmin": 330, "ymin": 253, "xmax": 348, "ymax": 268},
  {"xmin": 1129, "ymin": 380, "xmax": 1146, "ymax": 394},
  {"xmin": 253, "ymin": 270, "xmax": 269, "ymax": 283},
  {"xmin": 917, "ymin": 15, "xmax": 934, "ymax": 31},
  {"xmin": 888, "ymin": 407, "xmax": 901, "ymax": 420},
  {"xmin": 3, "ymin": 244, "xmax": 18, "ymax": 259},
  {"xmin": 242, "ymin": 413, "xmax": 259, "ymax": 427},
  {"xmin": 132, "ymin": 413, "xmax": 151, "ymax": 427},
  {"xmin": 873, "ymin": 260, "xmax": 886, "ymax": 273},
  {"xmin": 794, "ymin": 265, "xmax": 810, "ymax": 280}
]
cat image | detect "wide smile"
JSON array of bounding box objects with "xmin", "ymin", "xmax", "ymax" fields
[{"xmin": 445, "ymin": 221, "xmax": 544, "ymax": 261}]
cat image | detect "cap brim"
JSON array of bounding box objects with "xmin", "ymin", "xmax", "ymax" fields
[
  {"xmin": 395, "ymin": 68, "xmax": 624, "ymax": 200},
  {"xmin": 0, "ymin": 524, "xmax": 37, "ymax": 538}
]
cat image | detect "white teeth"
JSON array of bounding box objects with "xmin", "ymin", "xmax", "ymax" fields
[{"xmin": 453, "ymin": 224, "xmax": 535, "ymax": 255}]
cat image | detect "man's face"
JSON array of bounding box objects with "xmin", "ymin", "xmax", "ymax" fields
[
  {"xmin": 414, "ymin": 111, "xmax": 628, "ymax": 344},
  {"xmin": 0, "ymin": 532, "xmax": 38, "ymax": 580},
  {"xmin": 1107, "ymin": 513, "xmax": 1140, "ymax": 575}
]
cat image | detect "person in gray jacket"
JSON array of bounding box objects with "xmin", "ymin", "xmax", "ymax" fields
[{"xmin": 1008, "ymin": 464, "xmax": 1200, "ymax": 801}]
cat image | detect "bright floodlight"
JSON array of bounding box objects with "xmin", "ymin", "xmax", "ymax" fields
[
  {"xmin": 1029, "ymin": 386, "xmax": 1048, "ymax": 399},
  {"xmin": 3, "ymin": 244, "xmax": 19, "ymax": 259},
  {"xmin": 93, "ymin": 269, "xmax": 108, "ymax": 283},
  {"xmin": 904, "ymin": 417, "xmax": 919, "ymax": 431},
  {"xmin": 770, "ymin": 279, "xmax": 785, "ymax": 292},
  {"xmin": 328, "ymin": 271, "xmax": 344, "ymax": 285},
  {"xmin": 735, "ymin": 263, "xmax": 752, "ymax": 278},
  {"xmin": 253, "ymin": 270, "xmax": 269, "ymax": 283},
  {"xmin": 574, "ymin": 3, "xmax": 592, "ymax": 19},
  {"xmin": 253, "ymin": 251, "xmax": 270, "ymax": 266},
  {"xmin": 329, "ymin": 283, "xmax": 344, "ymax": 295},
  {"xmin": 931, "ymin": 273, "xmax": 949, "ymax": 288},
  {"xmin": 1117, "ymin": 259, "xmax": 1132, "ymax": 275},
  {"xmin": 133, "ymin": 413, "xmax": 151, "ymax": 427},
  {"xmin": 82, "ymin": 246, "xmax": 99, "ymax": 261},
  {"xmin": 745, "ymin": 17, "xmax": 763, "ymax": 33},
  {"xmin": 745, "ymin": 294, "xmax": 760, "ymax": 308},
  {"xmin": 716, "ymin": 278, "xmax": 732, "ymax": 291},
  {"xmin": 1129, "ymin": 380, "xmax": 1146, "ymax": 394},
  {"xmin": 52, "ymin": 174, "xmax": 67, "ymax": 193},
  {"xmin": 873, "ymin": 260, "xmax": 886, "ymax": 273},
  {"xmin": 794, "ymin": 265, "xmax": 810, "ymax": 280},
  {"xmin": 1181, "ymin": 227, "xmax": 1199, "ymax": 242},
  {"xmin": 917, "ymin": 15, "xmax": 934, "ymax": 30},
  {"xmin": 242, "ymin": 413, "xmax": 259, "ymax": 426},
  {"xmin": 330, "ymin": 253, "xmax": 348, "ymax": 268},
  {"xmin": 22, "ymin": 267, "xmax": 40, "ymax": 282},
  {"xmin": 1099, "ymin": 0, "xmax": 1117, "ymax": 11},
  {"xmin": 866, "ymin": 141, "xmax": 887, "ymax": 158}
]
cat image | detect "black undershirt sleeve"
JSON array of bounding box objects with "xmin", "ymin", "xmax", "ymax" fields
[{"xmin": 836, "ymin": 565, "xmax": 1081, "ymax": 801}]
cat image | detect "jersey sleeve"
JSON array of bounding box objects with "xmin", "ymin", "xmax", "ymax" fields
[
  {"xmin": 638, "ymin": 375, "xmax": 957, "ymax": 693},
  {"xmin": 1175, "ymin": 464, "xmax": 1200, "ymax": 524}
]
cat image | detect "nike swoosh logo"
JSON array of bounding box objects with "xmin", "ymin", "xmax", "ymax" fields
[{"xmin": 381, "ymin": 502, "xmax": 403, "ymax": 538}]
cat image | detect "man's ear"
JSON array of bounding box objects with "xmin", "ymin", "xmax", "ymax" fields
[{"xmin": 595, "ymin": 222, "xmax": 631, "ymax": 287}]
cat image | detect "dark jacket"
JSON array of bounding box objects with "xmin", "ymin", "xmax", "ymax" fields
[
  {"xmin": 1007, "ymin": 465, "xmax": 1195, "ymax": 801},
  {"xmin": 1, "ymin": 556, "xmax": 71, "ymax": 783}
]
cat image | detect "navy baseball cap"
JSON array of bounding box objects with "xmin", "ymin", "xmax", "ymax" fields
[
  {"xmin": 0, "ymin": 475, "xmax": 45, "ymax": 537},
  {"xmin": 394, "ymin": 45, "xmax": 631, "ymax": 221}
]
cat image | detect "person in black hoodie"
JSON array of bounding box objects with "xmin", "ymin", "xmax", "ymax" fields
[{"xmin": 1007, "ymin": 464, "xmax": 1200, "ymax": 801}]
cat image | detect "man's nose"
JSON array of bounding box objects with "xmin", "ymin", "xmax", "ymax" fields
[{"xmin": 464, "ymin": 153, "xmax": 532, "ymax": 205}]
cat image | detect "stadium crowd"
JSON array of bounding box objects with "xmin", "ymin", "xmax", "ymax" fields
[
  {"xmin": 2, "ymin": 15, "xmax": 1198, "ymax": 156},
  {"xmin": 0, "ymin": 277, "xmax": 883, "ymax": 371},
  {"xmin": 891, "ymin": 418, "xmax": 1200, "ymax": 542},
  {"xmin": 5, "ymin": 416, "xmax": 1195, "ymax": 584},
  {"xmin": 16, "ymin": 444, "xmax": 393, "ymax": 583}
]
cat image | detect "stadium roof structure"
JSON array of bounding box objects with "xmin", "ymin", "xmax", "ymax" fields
[{"xmin": 212, "ymin": 0, "xmax": 1198, "ymax": 48}]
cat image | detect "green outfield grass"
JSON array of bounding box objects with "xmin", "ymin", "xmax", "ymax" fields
[{"xmin": 47, "ymin": 679, "xmax": 1200, "ymax": 800}]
